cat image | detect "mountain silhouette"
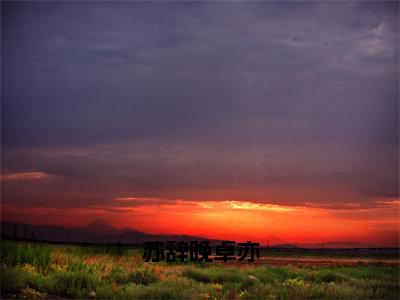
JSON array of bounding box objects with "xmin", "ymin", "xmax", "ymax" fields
[
  {"xmin": 82, "ymin": 218, "xmax": 118, "ymax": 235},
  {"xmin": 0, "ymin": 220, "xmax": 390, "ymax": 249},
  {"xmin": 0, "ymin": 220, "xmax": 221, "ymax": 245}
]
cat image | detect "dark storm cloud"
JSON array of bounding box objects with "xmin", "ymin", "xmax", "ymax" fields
[{"xmin": 1, "ymin": 1, "xmax": 398, "ymax": 208}]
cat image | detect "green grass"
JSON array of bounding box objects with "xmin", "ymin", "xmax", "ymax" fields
[
  {"xmin": 0, "ymin": 240, "xmax": 398, "ymax": 299},
  {"xmin": 65, "ymin": 243, "xmax": 131, "ymax": 257},
  {"xmin": 106, "ymin": 266, "xmax": 158, "ymax": 285},
  {"xmin": 1, "ymin": 240, "xmax": 52, "ymax": 271}
]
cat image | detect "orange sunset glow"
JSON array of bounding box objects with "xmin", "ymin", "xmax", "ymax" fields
[{"xmin": 2, "ymin": 193, "xmax": 399, "ymax": 246}]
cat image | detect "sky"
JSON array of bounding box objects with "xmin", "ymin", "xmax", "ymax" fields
[{"xmin": 1, "ymin": 1, "xmax": 399, "ymax": 246}]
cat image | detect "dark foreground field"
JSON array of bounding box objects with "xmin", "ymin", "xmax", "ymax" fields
[{"xmin": 1, "ymin": 240, "xmax": 399, "ymax": 299}]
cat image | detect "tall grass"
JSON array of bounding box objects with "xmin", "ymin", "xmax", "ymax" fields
[
  {"xmin": 51, "ymin": 270, "xmax": 100, "ymax": 298},
  {"xmin": 1, "ymin": 240, "xmax": 52, "ymax": 271},
  {"xmin": 106, "ymin": 266, "xmax": 159, "ymax": 285}
]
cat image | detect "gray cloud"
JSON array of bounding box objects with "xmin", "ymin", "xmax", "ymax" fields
[{"xmin": 1, "ymin": 1, "xmax": 398, "ymax": 209}]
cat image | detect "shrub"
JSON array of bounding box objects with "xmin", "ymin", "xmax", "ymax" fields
[
  {"xmin": 183, "ymin": 267, "xmax": 246, "ymax": 284},
  {"xmin": 318, "ymin": 272, "xmax": 345, "ymax": 283}
]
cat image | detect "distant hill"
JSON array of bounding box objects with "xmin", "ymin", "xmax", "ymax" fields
[
  {"xmin": 295, "ymin": 241, "xmax": 369, "ymax": 249},
  {"xmin": 260, "ymin": 236, "xmax": 288, "ymax": 246},
  {"xmin": 273, "ymin": 243, "xmax": 300, "ymax": 249},
  {"xmin": 0, "ymin": 219, "xmax": 221, "ymax": 245},
  {"xmin": 0, "ymin": 219, "xmax": 380, "ymax": 249}
]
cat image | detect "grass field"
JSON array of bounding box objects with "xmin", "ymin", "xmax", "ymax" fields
[{"xmin": 1, "ymin": 240, "xmax": 399, "ymax": 299}]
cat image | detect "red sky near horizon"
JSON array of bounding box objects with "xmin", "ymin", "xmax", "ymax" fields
[{"xmin": 2, "ymin": 170, "xmax": 399, "ymax": 247}]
